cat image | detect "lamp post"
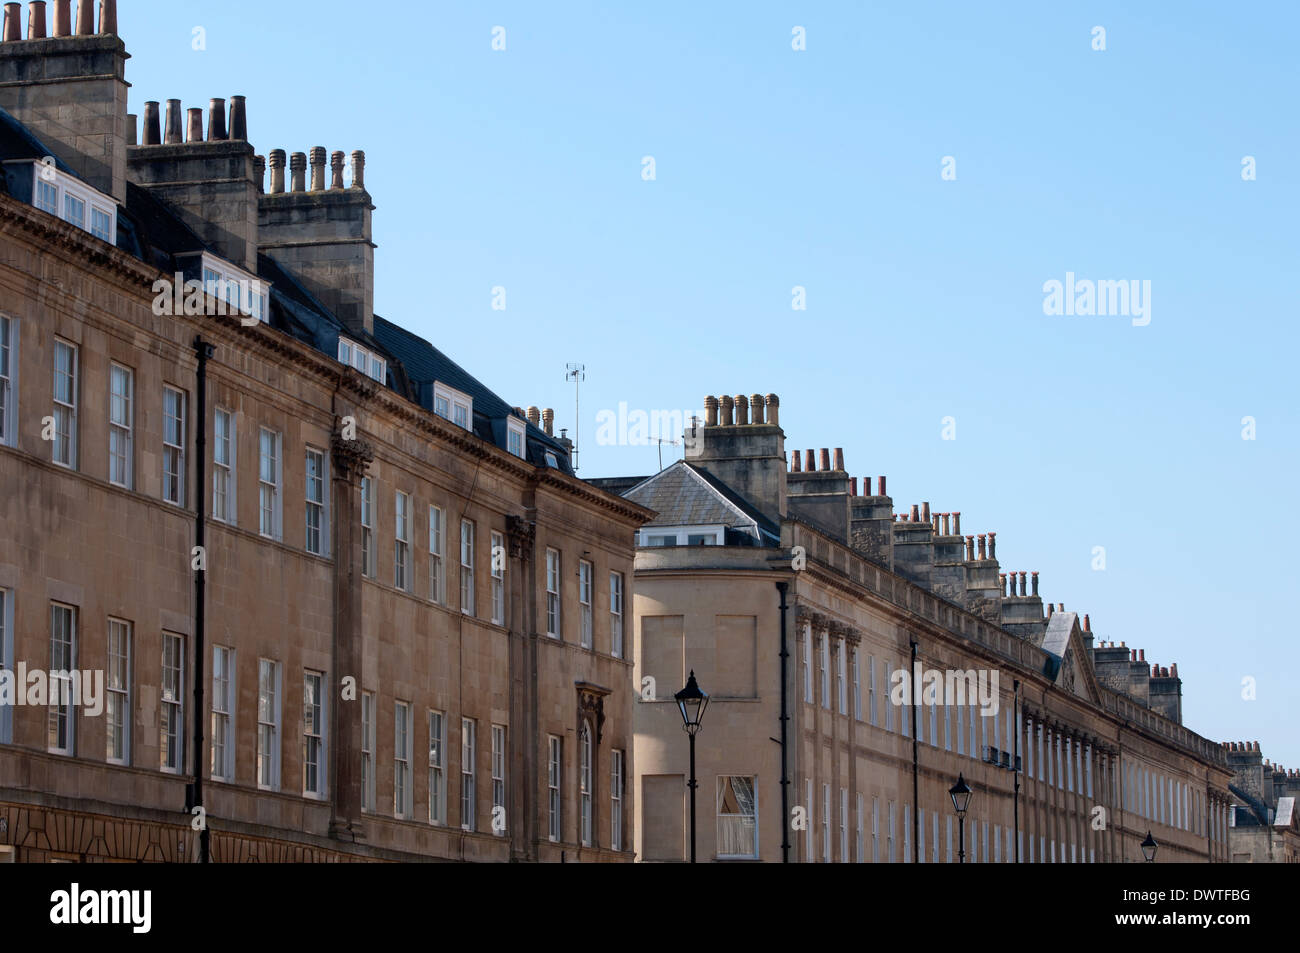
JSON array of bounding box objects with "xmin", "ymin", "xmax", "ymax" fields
[
  {"xmin": 1141, "ymin": 831, "xmax": 1158, "ymax": 863},
  {"xmin": 675, "ymin": 670, "xmax": 710, "ymax": 863},
  {"xmin": 949, "ymin": 773, "xmax": 972, "ymax": 864}
]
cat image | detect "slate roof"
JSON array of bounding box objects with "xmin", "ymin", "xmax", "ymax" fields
[
  {"xmin": 0, "ymin": 105, "xmax": 574, "ymax": 473},
  {"xmin": 620, "ymin": 461, "xmax": 779, "ymax": 544}
]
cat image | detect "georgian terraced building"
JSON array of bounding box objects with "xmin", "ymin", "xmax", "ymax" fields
[
  {"xmin": 0, "ymin": 1, "xmax": 650, "ymax": 862},
  {"xmin": 592, "ymin": 393, "xmax": 1234, "ymax": 863}
]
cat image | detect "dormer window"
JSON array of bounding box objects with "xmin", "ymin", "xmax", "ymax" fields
[
  {"xmin": 28, "ymin": 163, "xmax": 116, "ymax": 243},
  {"xmin": 337, "ymin": 337, "xmax": 386, "ymax": 383},
  {"xmin": 507, "ymin": 417, "xmax": 526, "ymax": 459},
  {"xmin": 433, "ymin": 382, "xmax": 472, "ymax": 431},
  {"xmin": 196, "ymin": 253, "xmax": 268, "ymax": 324}
]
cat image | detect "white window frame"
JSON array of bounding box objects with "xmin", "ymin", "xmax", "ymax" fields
[
  {"xmin": 819, "ymin": 634, "xmax": 829, "ymax": 709},
  {"xmin": 361, "ymin": 691, "xmax": 375, "ymax": 811},
  {"xmin": 256, "ymin": 658, "xmax": 281, "ymax": 790},
  {"xmin": 578, "ymin": 559, "xmax": 593, "ymax": 650},
  {"xmin": 852, "ymin": 647, "xmax": 861, "ymax": 720},
  {"xmin": 611, "ymin": 749, "xmax": 624, "ymax": 851},
  {"xmin": 506, "ymin": 416, "xmax": 526, "ymax": 458},
  {"xmin": 303, "ymin": 669, "xmax": 326, "ymax": 798},
  {"xmin": 609, "ymin": 572, "xmax": 624, "ymax": 658},
  {"xmin": 822, "ymin": 783, "xmax": 831, "ymax": 862},
  {"xmin": 836, "ymin": 639, "xmax": 847, "ymax": 714},
  {"xmin": 360, "ymin": 476, "xmax": 374, "ymax": 577},
  {"xmin": 868, "ymin": 654, "xmax": 877, "ymax": 726},
  {"xmin": 428, "ymin": 710, "xmax": 446, "ymax": 825},
  {"xmin": 197, "ymin": 251, "xmax": 268, "ymax": 324},
  {"xmin": 0, "ymin": 314, "xmax": 14, "ymax": 447},
  {"xmin": 212, "ymin": 408, "xmax": 235, "ymax": 524},
  {"xmin": 52, "ymin": 338, "xmax": 77, "ymax": 468},
  {"xmin": 802, "ymin": 629, "xmax": 812, "ymax": 703},
  {"xmin": 460, "ymin": 519, "xmax": 475, "ymax": 615},
  {"xmin": 105, "ymin": 618, "xmax": 131, "ymax": 765},
  {"xmin": 548, "ymin": 735, "xmax": 562, "ymax": 842},
  {"xmin": 210, "ymin": 645, "xmax": 235, "ymax": 781},
  {"xmin": 108, "ymin": 363, "xmax": 133, "ymax": 488},
  {"xmin": 0, "ymin": 589, "xmax": 10, "ymax": 744},
  {"xmin": 394, "ymin": 701, "xmax": 411, "ymax": 818},
  {"xmin": 805, "ymin": 779, "xmax": 814, "ymax": 862},
  {"xmin": 258, "ymin": 428, "xmax": 282, "ymax": 539},
  {"xmin": 579, "ymin": 722, "xmax": 593, "ymax": 846},
  {"xmin": 461, "ymin": 717, "xmax": 476, "ymax": 831},
  {"xmin": 490, "ymin": 530, "xmax": 505, "ymax": 625},
  {"xmin": 337, "ymin": 336, "xmax": 386, "ymax": 384},
  {"xmin": 428, "ymin": 504, "xmax": 444, "ymax": 603},
  {"xmin": 29, "ymin": 163, "xmax": 117, "ymax": 243},
  {"xmin": 433, "ymin": 381, "xmax": 472, "ymax": 431},
  {"xmin": 160, "ymin": 631, "xmax": 185, "ymax": 772},
  {"xmin": 162, "ymin": 386, "xmax": 186, "ymax": 506},
  {"xmin": 491, "ymin": 724, "xmax": 506, "ymax": 836},
  {"xmin": 840, "ymin": 787, "xmax": 849, "ymax": 861},
  {"xmin": 304, "ymin": 448, "xmax": 328, "ymax": 556},
  {"xmin": 545, "ymin": 548, "xmax": 560, "ymax": 638},
  {"xmin": 394, "ymin": 491, "xmax": 411, "ymax": 591},
  {"xmin": 637, "ymin": 524, "xmax": 725, "ymax": 547}
]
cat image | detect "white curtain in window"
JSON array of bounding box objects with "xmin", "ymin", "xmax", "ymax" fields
[{"xmin": 717, "ymin": 776, "xmax": 757, "ymax": 857}]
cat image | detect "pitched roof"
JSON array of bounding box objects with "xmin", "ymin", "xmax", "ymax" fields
[{"xmin": 621, "ymin": 461, "xmax": 778, "ymax": 543}]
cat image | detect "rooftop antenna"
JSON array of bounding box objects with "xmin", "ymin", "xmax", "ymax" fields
[
  {"xmin": 657, "ymin": 436, "xmax": 681, "ymax": 471},
  {"xmin": 565, "ymin": 362, "xmax": 585, "ymax": 471}
]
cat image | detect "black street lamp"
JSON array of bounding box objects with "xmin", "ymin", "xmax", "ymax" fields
[
  {"xmin": 949, "ymin": 773, "xmax": 972, "ymax": 864},
  {"xmin": 1141, "ymin": 831, "xmax": 1158, "ymax": 863},
  {"xmin": 675, "ymin": 670, "xmax": 709, "ymax": 863}
]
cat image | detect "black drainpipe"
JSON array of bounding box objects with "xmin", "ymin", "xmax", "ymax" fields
[
  {"xmin": 776, "ymin": 581, "xmax": 790, "ymax": 863},
  {"xmin": 1013, "ymin": 678, "xmax": 1020, "ymax": 862},
  {"xmin": 191, "ymin": 336, "xmax": 213, "ymax": 864}
]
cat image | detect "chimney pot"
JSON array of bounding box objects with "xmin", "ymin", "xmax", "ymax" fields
[
  {"xmin": 207, "ymin": 98, "xmax": 228, "ymax": 141},
  {"xmin": 268, "ymin": 149, "xmax": 286, "ymax": 193},
  {"xmin": 125, "ymin": 112, "xmax": 137, "ymax": 146},
  {"xmin": 228, "ymin": 95, "xmax": 248, "ymax": 141},
  {"xmin": 911, "ymin": 504, "xmax": 921, "ymax": 523},
  {"xmin": 1082, "ymin": 612, "xmax": 1090, "ymax": 631},
  {"xmin": 987, "ymin": 531, "xmax": 996, "ymax": 560},
  {"xmin": 51, "ymin": 0, "xmax": 68, "ymax": 35},
  {"xmin": 331, "ymin": 151, "xmax": 346, "ymax": 189},
  {"xmin": 164, "ymin": 99, "xmax": 183, "ymax": 145},
  {"xmin": 27, "ymin": 1, "xmax": 46, "ymax": 38},
  {"xmin": 704, "ymin": 396, "xmax": 718, "ymax": 427},
  {"xmin": 921, "ymin": 501, "xmax": 931, "ymax": 523},
  {"xmin": 819, "ymin": 448, "xmax": 831, "ymax": 472},
  {"xmin": 977, "ymin": 534, "xmax": 987, "ymax": 559},
  {"xmin": 526, "ymin": 406, "xmax": 540, "ymax": 427},
  {"xmin": 833, "ymin": 448, "xmax": 845, "ymax": 471},
  {"xmin": 290, "ymin": 151, "xmax": 307, "ymax": 191},
  {"xmin": 765, "ymin": 394, "xmax": 780, "ymax": 428},
  {"xmin": 1152, "ymin": 664, "xmax": 1159, "ymax": 677},
  {"xmin": 185, "ymin": 108, "xmax": 203, "ymax": 143},
  {"xmin": 850, "ymin": 477, "xmax": 858, "ymax": 496},
  {"xmin": 941, "ymin": 513, "xmax": 950, "ymax": 535},
  {"xmin": 750, "ymin": 394, "xmax": 765, "ymax": 424},
  {"xmin": 1170, "ymin": 662, "xmax": 1177, "ymax": 677},
  {"xmin": 350, "ymin": 149, "xmax": 366, "ymax": 190},
  {"xmin": 1130, "ymin": 649, "xmax": 1136, "ymax": 661},
  {"xmin": 1018, "ymin": 571, "xmax": 1027, "ymax": 596},
  {"xmin": 1138, "ymin": 648, "xmax": 1145, "ymax": 662},
  {"xmin": 999, "ymin": 573, "xmax": 1007, "ymax": 595},
  {"xmin": 142, "ymin": 101, "xmax": 161, "ymax": 146},
  {"xmin": 254, "ymin": 155, "xmax": 265, "ymax": 193},
  {"xmin": 734, "ymin": 394, "xmax": 749, "ymax": 426},
  {"xmin": 2, "ymin": 3, "xmax": 18, "ymax": 42},
  {"xmin": 965, "ymin": 535, "xmax": 974, "ymax": 560},
  {"xmin": 1047, "ymin": 602, "xmax": 1054, "ymax": 616},
  {"xmin": 791, "ymin": 449, "xmax": 801, "ymax": 473},
  {"xmin": 73, "ymin": 0, "xmax": 89, "ymax": 35},
  {"xmin": 96, "ymin": 0, "xmax": 112, "ymax": 33},
  {"xmin": 541, "ymin": 408, "xmax": 554, "ymax": 436},
  {"xmin": 878, "ymin": 476, "xmax": 887, "ymax": 497},
  {"xmin": 309, "ymin": 147, "xmax": 327, "ymax": 191},
  {"xmin": 1031, "ymin": 571, "xmax": 1039, "ymax": 596},
  {"xmin": 952, "ymin": 511, "xmax": 960, "ymax": 534},
  {"xmin": 800, "ymin": 449, "xmax": 812, "ymax": 472},
  {"xmin": 719, "ymin": 395, "xmax": 734, "ymax": 426}
]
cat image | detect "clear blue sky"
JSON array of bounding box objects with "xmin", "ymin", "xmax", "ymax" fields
[{"xmin": 121, "ymin": 1, "xmax": 1297, "ymax": 767}]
